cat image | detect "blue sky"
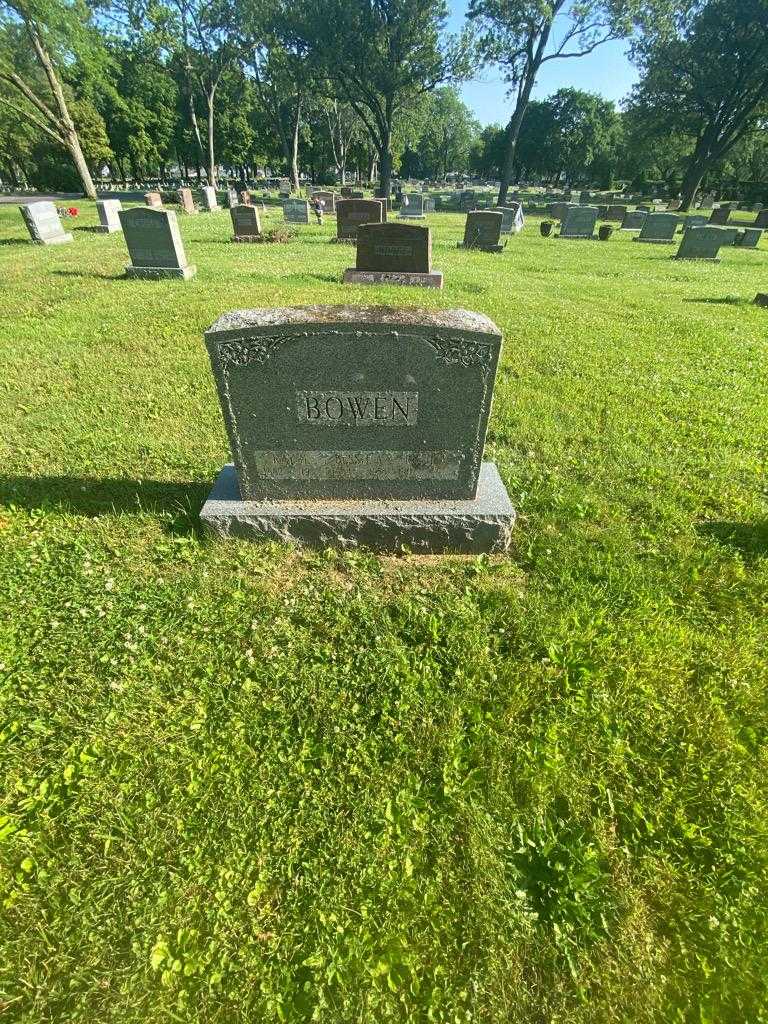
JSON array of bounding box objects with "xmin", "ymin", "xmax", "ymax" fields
[{"xmin": 447, "ymin": 0, "xmax": 639, "ymax": 126}]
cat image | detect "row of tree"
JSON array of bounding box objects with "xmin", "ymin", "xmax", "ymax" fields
[{"xmin": 1, "ymin": 0, "xmax": 767, "ymax": 209}]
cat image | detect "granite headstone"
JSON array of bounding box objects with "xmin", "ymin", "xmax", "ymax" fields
[
  {"xmin": 620, "ymin": 210, "xmax": 647, "ymax": 231},
  {"xmin": 335, "ymin": 198, "xmax": 386, "ymax": 241},
  {"xmin": 459, "ymin": 210, "xmax": 504, "ymax": 251},
  {"xmin": 177, "ymin": 187, "xmax": 196, "ymax": 214},
  {"xmin": 230, "ymin": 204, "xmax": 262, "ymax": 242},
  {"xmin": 19, "ymin": 201, "xmax": 73, "ymax": 245},
  {"xmin": 559, "ymin": 206, "xmax": 598, "ymax": 239},
  {"xmin": 283, "ymin": 199, "xmax": 310, "ymax": 224},
  {"xmin": 635, "ymin": 213, "xmax": 680, "ymax": 243},
  {"xmin": 201, "ymin": 186, "xmax": 219, "ymax": 212},
  {"xmin": 118, "ymin": 207, "xmax": 196, "ymax": 279},
  {"xmin": 95, "ymin": 199, "xmax": 123, "ymax": 233},
  {"xmin": 674, "ymin": 225, "xmax": 739, "ymax": 260},
  {"xmin": 344, "ymin": 222, "xmax": 442, "ymax": 288}
]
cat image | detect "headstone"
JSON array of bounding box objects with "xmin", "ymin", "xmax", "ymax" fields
[
  {"xmin": 579, "ymin": 191, "xmax": 591, "ymax": 204},
  {"xmin": 144, "ymin": 191, "xmax": 163, "ymax": 209},
  {"xmin": 239, "ymin": 190, "xmax": 252, "ymax": 206},
  {"xmin": 118, "ymin": 207, "xmax": 196, "ymax": 279},
  {"xmin": 335, "ymin": 198, "xmax": 386, "ymax": 242},
  {"xmin": 19, "ymin": 201, "xmax": 73, "ymax": 245},
  {"xmin": 635, "ymin": 212, "xmax": 680, "ymax": 244},
  {"xmin": 230, "ymin": 204, "xmax": 262, "ymax": 242},
  {"xmin": 343, "ymin": 222, "xmax": 442, "ymax": 288},
  {"xmin": 498, "ymin": 203, "xmax": 524, "ymax": 234},
  {"xmin": 674, "ymin": 225, "xmax": 739, "ymax": 261},
  {"xmin": 350, "ymin": 190, "xmax": 365, "ymax": 200},
  {"xmin": 683, "ymin": 215, "xmax": 709, "ymax": 230},
  {"xmin": 177, "ymin": 187, "xmax": 196, "ymax": 214},
  {"xmin": 201, "ymin": 186, "xmax": 219, "ymax": 212},
  {"xmin": 754, "ymin": 210, "xmax": 768, "ymax": 229},
  {"xmin": 459, "ymin": 190, "xmax": 475, "ymax": 211},
  {"xmin": 666, "ymin": 200, "xmax": 682, "ymax": 211},
  {"xmin": 200, "ymin": 305, "xmax": 514, "ymax": 552},
  {"xmin": 559, "ymin": 206, "xmax": 598, "ymax": 239},
  {"xmin": 733, "ymin": 228, "xmax": 763, "ymax": 249},
  {"xmin": 95, "ymin": 199, "xmax": 123, "ymax": 234},
  {"xmin": 708, "ymin": 206, "xmax": 731, "ymax": 225},
  {"xmin": 620, "ymin": 209, "xmax": 647, "ymax": 231},
  {"xmin": 340, "ymin": 187, "xmax": 353, "ymax": 198},
  {"xmin": 423, "ymin": 196, "xmax": 435, "ymax": 214},
  {"xmin": 596, "ymin": 205, "xmax": 609, "ymax": 220},
  {"xmin": 226, "ymin": 187, "xmax": 239, "ymax": 208},
  {"xmin": 283, "ymin": 199, "xmax": 310, "ymax": 224},
  {"xmin": 606, "ymin": 204, "xmax": 627, "ymax": 221},
  {"xmin": 699, "ymin": 197, "xmax": 714, "ymax": 210},
  {"xmin": 278, "ymin": 178, "xmax": 291, "ymax": 196},
  {"xmin": 550, "ymin": 201, "xmax": 576, "ymax": 221},
  {"xmin": 398, "ymin": 194, "xmax": 426, "ymax": 219},
  {"xmin": 311, "ymin": 190, "xmax": 336, "ymax": 213},
  {"xmin": 459, "ymin": 210, "xmax": 504, "ymax": 251}
]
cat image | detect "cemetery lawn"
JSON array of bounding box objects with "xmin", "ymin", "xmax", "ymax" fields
[{"xmin": 2, "ymin": 201, "xmax": 768, "ymax": 1024}]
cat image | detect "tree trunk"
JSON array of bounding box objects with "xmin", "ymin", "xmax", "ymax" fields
[
  {"xmin": 680, "ymin": 161, "xmax": 706, "ymax": 211},
  {"xmin": 206, "ymin": 88, "xmax": 218, "ymax": 189},
  {"xmin": 497, "ymin": 75, "xmax": 537, "ymax": 206},
  {"xmin": 290, "ymin": 96, "xmax": 301, "ymax": 192},
  {"xmin": 377, "ymin": 125, "xmax": 392, "ymax": 197}
]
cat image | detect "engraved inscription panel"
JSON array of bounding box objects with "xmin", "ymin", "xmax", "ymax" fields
[
  {"xmin": 253, "ymin": 450, "xmax": 459, "ymax": 480},
  {"xmin": 297, "ymin": 390, "xmax": 418, "ymax": 426}
]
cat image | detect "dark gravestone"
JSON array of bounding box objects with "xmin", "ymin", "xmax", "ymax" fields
[
  {"xmin": 335, "ymin": 199, "xmax": 386, "ymax": 242},
  {"xmin": 606, "ymin": 204, "xmax": 627, "ymax": 221},
  {"xmin": 340, "ymin": 187, "xmax": 353, "ymax": 198},
  {"xmin": 177, "ymin": 187, "xmax": 196, "ymax": 214},
  {"xmin": 733, "ymin": 228, "xmax": 763, "ymax": 249},
  {"xmin": 459, "ymin": 190, "xmax": 475, "ymax": 211},
  {"xmin": 95, "ymin": 199, "xmax": 123, "ymax": 233},
  {"xmin": 398, "ymin": 193, "xmax": 426, "ymax": 219},
  {"xmin": 19, "ymin": 201, "xmax": 73, "ymax": 245},
  {"xmin": 620, "ymin": 210, "xmax": 647, "ymax": 231},
  {"xmin": 635, "ymin": 212, "xmax": 680, "ymax": 244},
  {"xmin": 200, "ymin": 305, "xmax": 514, "ymax": 551},
  {"xmin": 708, "ymin": 206, "xmax": 731, "ymax": 225},
  {"xmin": 459, "ymin": 210, "xmax": 504, "ymax": 251},
  {"xmin": 754, "ymin": 210, "xmax": 768, "ymax": 229},
  {"xmin": 350, "ymin": 190, "xmax": 365, "ymax": 200},
  {"xmin": 230, "ymin": 204, "xmax": 262, "ymax": 242},
  {"xmin": 344, "ymin": 222, "xmax": 442, "ymax": 288},
  {"xmin": 674, "ymin": 225, "xmax": 739, "ymax": 261},
  {"xmin": 559, "ymin": 206, "xmax": 598, "ymax": 239},
  {"xmin": 683, "ymin": 215, "xmax": 708, "ymax": 230},
  {"xmin": 550, "ymin": 201, "xmax": 576, "ymax": 221},
  {"xmin": 118, "ymin": 207, "xmax": 196, "ymax": 280},
  {"xmin": 498, "ymin": 203, "xmax": 524, "ymax": 234},
  {"xmin": 283, "ymin": 199, "xmax": 310, "ymax": 224}
]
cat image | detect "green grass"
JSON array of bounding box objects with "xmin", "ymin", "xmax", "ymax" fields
[{"xmin": 1, "ymin": 201, "xmax": 767, "ymax": 1023}]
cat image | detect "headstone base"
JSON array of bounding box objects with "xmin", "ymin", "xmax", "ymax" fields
[
  {"xmin": 32, "ymin": 233, "xmax": 73, "ymax": 245},
  {"xmin": 342, "ymin": 269, "xmax": 444, "ymax": 289},
  {"xmin": 94, "ymin": 225, "xmax": 121, "ymax": 234},
  {"xmin": 555, "ymin": 234, "xmax": 595, "ymax": 241},
  {"xmin": 753, "ymin": 293, "xmax": 768, "ymax": 307},
  {"xmin": 330, "ymin": 237, "xmax": 358, "ymax": 244},
  {"xmin": 231, "ymin": 235, "xmax": 263, "ymax": 243},
  {"xmin": 673, "ymin": 254, "xmax": 720, "ymax": 262},
  {"xmin": 456, "ymin": 243, "xmax": 505, "ymax": 252},
  {"xmin": 200, "ymin": 462, "xmax": 515, "ymax": 553},
  {"xmin": 125, "ymin": 264, "xmax": 197, "ymax": 280},
  {"xmin": 398, "ymin": 214, "xmax": 426, "ymax": 220},
  {"xmin": 633, "ymin": 238, "xmax": 675, "ymax": 244}
]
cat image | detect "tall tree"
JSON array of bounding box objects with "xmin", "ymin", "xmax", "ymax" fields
[
  {"xmin": 287, "ymin": 0, "xmax": 474, "ymax": 197},
  {"xmin": 467, "ymin": 0, "xmax": 656, "ymax": 204},
  {"xmin": 0, "ymin": 0, "xmax": 101, "ymax": 196},
  {"xmin": 628, "ymin": 0, "xmax": 768, "ymax": 209}
]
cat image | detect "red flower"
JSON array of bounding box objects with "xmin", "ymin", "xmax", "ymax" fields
[{"xmin": 68, "ymin": 207, "xmax": 79, "ymax": 216}]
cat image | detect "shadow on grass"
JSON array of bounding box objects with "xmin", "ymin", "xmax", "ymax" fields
[
  {"xmin": 697, "ymin": 520, "xmax": 768, "ymax": 564},
  {"xmin": 684, "ymin": 296, "xmax": 746, "ymax": 306},
  {"xmin": 0, "ymin": 238, "xmax": 28, "ymax": 246},
  {"xmin": 52, "ymin": 269, "xmax": 125, "ymax": 281},
  {"xmin": 1, "ymin": 475, "xmax": 208, "ymax": 536}
]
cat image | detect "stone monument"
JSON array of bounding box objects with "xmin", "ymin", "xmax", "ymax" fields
[
  {"xmin": 734, "ymin": 228, "xmax": 763, "ymax": 249},
  {"xmin": 334, "ymin": 198, "xmax": 386, "ymax": 242},
  {"xmin": 559, "ymin": 206, "xmax": 598, "ymax": 239},
  {"xmin": 230, "ymin": 204, "xmax": 262, "ymax": 242},
  {"xmin": 673, "ymin": 225, "xmax": 739, "ymax": 261},
  {"xmin": 200, "ymin": 305, "xmax": 514, "ymax": 552},
  {"xmin": 201, "ymin": 186, "xmax": 219, "ymax": 212},
  {"xmin": 634, "ymin": 213, "xmax": 680, "ymax": 244},
  {"xmin": 19, "ymin": 201, "xmax": 73, "ymax": 245},
  {"xmin": 398, "ymin": 194, "xmax": 426, "ymax": 219},
  {"xmin": 343, "ymin": 222, "xmax": 443, "ymax": 288},
  {"xmin": 459, "ymin": 211, "xmax": 505, "ymax": 251},
  {"xmin": 144, "ymin": 191, "xmax": 162, "ymax": 209},
  {"xmin": 620, "ymin": 210, "xmax": 647, "ymax": 231},
  {"xmin": 311, "ymin": 190, "xmax": 336, "ymax": 214},
  {"xmin": 118, "ymin": 207, "xmax": 196, "ymax": 279},
  {"xmin": 177, "ymin": 187, "xmax": 196, "ymax": 214},
  {"xmin": 283, "ymin": 198, "xmax": 310, "ymax": 224},
  {"xmin": 498, "ymin": 203, "xmax": 524, "ymax": 234}
]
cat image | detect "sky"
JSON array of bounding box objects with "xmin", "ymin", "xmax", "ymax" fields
[{"xmin": 447, "ymin": 0, "xmax": 640, "ymax": 127}]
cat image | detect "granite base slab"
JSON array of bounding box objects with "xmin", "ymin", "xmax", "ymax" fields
[
  {"xmin": 754, "ymin": 293, "xmax": 768, "ymax": 307},
  {"xmin": 456, "ymin": 242, "xmax": 505, "ymax": 252},
  {"xmin": 94, "ymin": 226, "xmax": 121, "ymax": 234},
  {"xmin": 200, "ymin": 462, "xmax": 515, "ymax": 553},
  {"xmin": 125, "ymin": 264, "xmax": 197, "ymax": 280},
  {"xmin": 398, "ymin": 214, "xmax": 426, "ymax": 220},
  {"xmin": 34, "ymin": 233, "xmax": 73, "ymax": 245},
  {"xmin": 633, "ymin": 238, "xmax": 676, "ymax": 244},
  {"xmin": 342, "ymin": 269, "xmax": 443, "ymax": 289},
  {"xmin": 231, "ymin": 234, "xmax": 263, "ymax": 243}
]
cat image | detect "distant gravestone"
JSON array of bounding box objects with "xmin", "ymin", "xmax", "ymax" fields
[
  {"xmin": 19, "ymin": 201, "xmax": 73, "ymax": 245},
  {"xmin": 344, "ymin": 222, "xmax": 442, "ymax": 288},
  {"xmin": 225, "ymin": 187, "xmax": 239, "ymax": 208},
  {"xmin": 144, "ymin": 191, "xmax": 163, "ymax": 209},
  {"xmin": 340, "ymin": 187, "xmax": 353, "ymax": 198},
  {"xmin": 350, "ymin": 189, "xmax": 365, "ymax": 200},
  {"xmin": 550, "ymin": 201, "xmax": 576, "ymax": 221},
  {"xmin": 283, "ymin": 198, "xmax": 310, "ymax": 224},
  {"xmin": 579, "ymin": 190, "xmax": 591, "ymax": 204},
  {"xmin": 699, "ymin": 197, "xmax": 714, "ymax": 210},
  {"xmin": 733, "ymin": 228, "xmax": 763, "ymax": 249},
  {"xmin": 278, "ymin": 178, "xmax": 291, "ymax": 196},
  {"xmin": 754, "ymin": 210, "xmax": 768, "ymax": 229},
  {"xmin": 666, "ymin": 200, "xmax": 682, "ymax": 211},
  {"xmin": 606, "ymin": 204, "xmax": 627, "ymax": 221},
  {"xmin": 620, "ymin": 210, "xmax": 647, "ymax": 231},
  {"xmin": 398, "ymin": 194, "xmax": 426, "ymax": 219},
  {"xmin": 674, "ymin": 225, "xmax": 739, "ymax": 261},
  {"xmin": 201, "ymin": 186, "xmax": 219, "ymax": 212},
  {"xmin": 596, "ymin": 205, "xmax": 609, "ymax": 220},
  {"xmin": 459, "ymin": 210, "xmax": 504, "ymax": 251},
  {"xmin": 498, "ymin": 203, "xmax": 524, "ymax": 234},
  {"xmin": 423, "ymin": 196, "xmax": 435, "ymax": 213},
  {"xmin": 708, "ymin": 206, "xmax": 731, "ymax": 225},
  {"xmin": 559, "ymin": 206, "xmax": 598, "ymax": 239},
  {"xmin": 95, "ymin": 199, "xmax": 123, "ymax": 234},
  {"xmin": 459, "ymin": 190, "xmax": 475, "ymax": 211},
  {"xmin": 177, "ymin": 187, "xmax": 196, "ymax": 214},
  {"xmin": 118, "ymin": 206, "xmax": 196, "ymax": 279},
  {"xmin": 230, "ymin": 204, "xmax": 262, "ymax": 242},
  {"xmin": 311, "ymin": 190, "xmax": 336, "ymax": 214},
  {"xmin": 335, "ymin": 198, "xmax": 386, "ymax": 242},
  {"xmin": 635, "ymin": 212, "xmax": 680, "ymax": 244},
  {"xmin": 200, "ymin": 305, "xmax": 513, "ymax": 552}
]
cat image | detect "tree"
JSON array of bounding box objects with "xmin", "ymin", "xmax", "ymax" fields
[
  {"xmin": 286, "ymin": 0, "xmax": 474, "ymax": 196},
  {"xmin": 320, "ymin": 97, "xmax": 364, "ymax": 185},
  {"xmin": 544, "ymin": 88, "xmax": 622, "ymax": 183},
  {"xmin": 0, "ymin": 0, "xmax": 101, "ymax": 197},
  {"xmin": 628, "ymin": 0, "xmax": 768, "ymax": 209},
  {"xmin": 469, "ymin": 123, "xmax": 506, "ymax": 179},
  {"xmin": 467, "ymin": 0, "xmax": 657, "ymax": 204},
  {"xmin": 420, "ymin": 87, "xmax": 479, "ymax": 180}
]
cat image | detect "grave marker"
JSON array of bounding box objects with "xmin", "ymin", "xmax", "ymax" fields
[
  {"xmin": 606, "ymin": 204, "xmax": 628, "ymax": 221},
  {"xmin": 19, "ymin": 201, "xmax": 73, "ymax": 245},
  {"xmin": 343, "ymin": 222, "xmax": 442, "ymax": 288},
  {"xmin": 674, "ymin": 225, "xmax": 739, "ymax": 261},
  {"xmin": 95, "ymin": 199, "xmax": 123, "ymax": 234},
  {"xmin": 635, "ymin": 212, "xmax": 680, "ymax": 244},
  {"xmin": 230, "ymin": 204, "xmax": 262, "ymax": 242},
  {"xmin": 311, "ymin": 190, "xmax": 336, "ymax": 213},
  {"xmin": 144, "ymin": 191, "xmax": 162, "ymax": 209},
  {"xmin": 708, "ymin": 206, "xmax": 732, "ymax": 225},
  {"xmin": 398, "ymin": 194, "xmax": 426, "ymax": 219},
  {"xmin": 559, "ymin": 206, "xmax": 598, "ymax": 239},
  {"xmin": 733, "ymin": 228, "xmax": 763, "ymax": 249},
  {"xmin": 201, "ymin": 186, "xmax": 219, "ymax": 212},
  {"xmin": 754, "ymin": 210, "xmax": 768, "ymax": 229},
  {"xmin": 498, "ymin": 203, "xmax": 524, "ymax": 234},
  {"xmin": 459, "ymin": 210, "xmax": 504, "ymax": 251},
  {"xmin": 177, "ymin": 187, "xmax": 196, "ymax": 214},
  {"xmin": 283, "ymin": 199, "xmax": 310, "ymax": 224},
  {"xmin": 335, "ymin": 198, "xmax": 386, "ymax": 242},
  {"xmin": 200, "ymin": 305, "xmax": 514, "ymax": 551},
  {"xmin": 118, "ymin": 206, "xmax": 196, "ymax": 279},
  {"xmin": 620, "ymin": 210, "xmax": 647, "ymax": 231}
]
